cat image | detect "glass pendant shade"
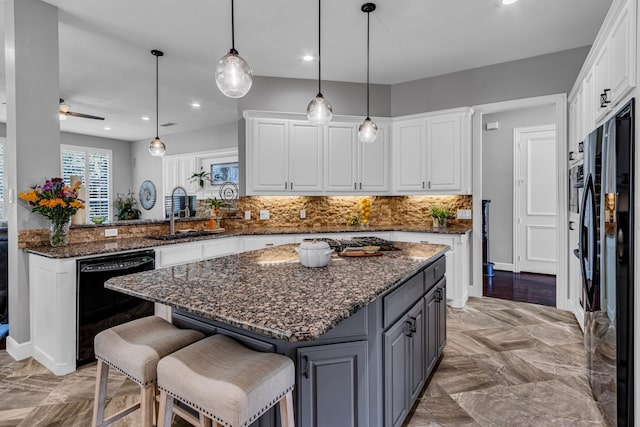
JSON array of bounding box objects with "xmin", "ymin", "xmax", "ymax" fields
[
  {"xmin": 358, "ymin": 117, "xmax": 378, "ymax": 143},
  {"xmin": 307, "ymin": 94, "xmax": 333, "ymax": 126},
  {"xmin": 149, "ymin": 137, "xmax": 166, "ymax": 156},
  {"xmin": 215, "ymin": 49, "xmax": 253, "ymax": 98}
]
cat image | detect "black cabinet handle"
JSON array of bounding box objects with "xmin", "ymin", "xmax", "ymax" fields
[
  {"xmin": 284, "ymin": 182, "xmax": 288, "ymax": 190},
  {"xmin": 600, "ymin": 89, "xmax": 611, "ymax": 108},
  {"xmin": 409, "ymin": 317, "xmax": 417, "ymax": 334},
  {"xmin": 569, "ymin": 151, "xmax": 575, "ymax": 161},
  {"xmin": 569, "ymin": 221, "xmax": 575, "ymax": 231},
  {"xmin": 354, "ymin": 183, "xmax": 357, "ymax": 190},
  {"xmin": 578, "ymin": 141, "xmax": 584, "ymax": 153},
  {"xmin": 404, "ymin": 320, "xmax": 414, "ymax": 337}
]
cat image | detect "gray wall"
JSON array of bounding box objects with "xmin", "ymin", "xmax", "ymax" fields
[
  {"xmin": 482, "ymin": 105, "xmax": 556, "ymax": 266},
  {"xmin": 391, "ymin": 46, "xmax": 590, "ymax": 116},
  {"xmin": 60, "ymin": 132, "xmax": 133, "ymax": 201},
  {"xmin": 132, "ymin": 121, "xmax": 238, "ymax": 220}
]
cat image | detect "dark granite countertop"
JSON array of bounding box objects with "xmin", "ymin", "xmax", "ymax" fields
[
  {"xmin": 105, "ymin": 242, "xmax": 448, "ymax": 342},
  {"xmin": 25, "ymin": 224, "xmax": 470, "ymax": 259}
]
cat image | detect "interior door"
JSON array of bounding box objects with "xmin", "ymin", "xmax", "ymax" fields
[{"xmin": 514, "ymin": 125, "xmax": 557, "ymax": 274}]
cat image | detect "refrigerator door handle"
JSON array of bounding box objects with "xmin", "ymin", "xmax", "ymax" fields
[{"xmin": 579, "ymin": 176, "xmax": 595, "ymax": 309}]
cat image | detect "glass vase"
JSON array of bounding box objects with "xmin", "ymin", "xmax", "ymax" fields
[{"xmin": 50, "ymin": 219, "xmax": 71, "ymax": 247}]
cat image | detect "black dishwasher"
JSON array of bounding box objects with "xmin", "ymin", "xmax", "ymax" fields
[{"xmin": 76, "ymin": 250, "xmax": 155, "ymax": 364}]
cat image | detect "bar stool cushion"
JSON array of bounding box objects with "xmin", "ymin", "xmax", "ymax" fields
[
  {"xmin": 94, "ymin": 316, "xmax": 205, "ymax": 386},
  {"xmin": 158, "ymin": 334, "xmax": 295, "ymax": 427}
]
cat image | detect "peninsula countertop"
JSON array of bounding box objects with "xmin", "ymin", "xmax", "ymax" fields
[
  {"xmin": 105, "ymin": 242, "xmax": 448, "ymax": 342},
  {"xmin": 25, "ymin": 224, "xmax": 470, "ymax": 259}
]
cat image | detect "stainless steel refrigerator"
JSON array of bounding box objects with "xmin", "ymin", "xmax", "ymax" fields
[{"xmin": 579, "ymin": 99, "xmax": 634, "ymax": 426}]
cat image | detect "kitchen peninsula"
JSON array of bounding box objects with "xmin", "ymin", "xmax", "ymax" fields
[{"xmin": 106, "ymin": 242, "xmax": 448, "ymax": 427}]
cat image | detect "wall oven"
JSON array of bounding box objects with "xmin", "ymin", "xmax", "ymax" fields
[{"xmin": 76, "ymin": 250, "xmax": 155, "ymax": 364}]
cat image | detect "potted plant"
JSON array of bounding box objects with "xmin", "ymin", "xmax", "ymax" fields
[
  {"xmin": 206, "ymin": 197, "xmax": 225, "ymax": 230},
  {"xmin": 113, "ymin": 190, "xmax": 141, "ymax": 220},
  {"xmin": 429, "ymin": 206, "xmax": 453, "ymax": 228},
  {"xmin": 190, "ymin": 167, "xmax": 211, "ymax": 189}
]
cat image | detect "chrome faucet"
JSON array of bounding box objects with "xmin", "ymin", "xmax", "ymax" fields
[{"xmin": 169, "ymin": 186, "xmax": 190, "ymax": 235}]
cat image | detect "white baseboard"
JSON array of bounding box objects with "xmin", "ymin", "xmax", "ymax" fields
[
  {"xmin": 6, "ymin": 336, "xmax": 32, "ymax": 361},
  {"xmin": 32, "ymin": 346, "xmax": 75, "ymax": 376},
  {"xmin": 493, "ymin": 262, "xmax": 514, "ymax": 272}
]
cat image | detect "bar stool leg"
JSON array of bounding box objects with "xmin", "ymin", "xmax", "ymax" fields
[
  {"xmin": 140, "ymin": 383, "xmax": 155, "ymax": 427},
  {"xmin": 92, "ymin": 360, "xmax": 109, "ymax": 427},
  {"xmin": 158, "ymin": 391, "xmax": 174, "ymax": 427},
  {"xmin": 279, "ymin": 390, "xmax": 295, "ymax": 427}
]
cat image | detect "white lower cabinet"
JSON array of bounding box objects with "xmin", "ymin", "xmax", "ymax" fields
[{"xmin": 392, "ymin": 231, "xmax": 471, "ymax": 308}]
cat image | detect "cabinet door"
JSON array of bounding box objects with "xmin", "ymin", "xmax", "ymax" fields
[
  {"xmin": 609, "ymin": 0, "xmax": 636, "ymax": 107},
  {"xmin": 436, "ymin": 278, "xmax": 447, "ymax": 355},
  {"xmin": 426, "ymin": 113, "xmax": 462, "ymax": 191},
  {"xmin": 250, "ymin": 118, "xmax": 289, "ymax": 192},
  {"xmin": 179, "ymin": 156, "xmax": 198, "ymax": 194},
  {"xmin": 393, "ymin": 119, "xmax": 426, "ymax": 192},
  {"xmin": 325, "ymin": 123, "xmax": 358, "ymax": 192},
  {"xmin": 593, "ymin": 43, "xmax": 610, "ymax": 122},
  {"xmin": 568, "ymin": 97, "xmax": 578, "ymax": 161},
  {"xmin": 408, "ymin": 300, "xmax": 425, "ymax": 403},
  {"xmin": 162, "ymin": 158, "xmax": 179, "ymax": 195},
  {"xmin": 360, "ymin": 126, "xmax": 389, "ymax": 192},
  {"xmin": 384, "ymin": 316, "xmax": 410, "ymax": 427},
  {"xmin": 424, "ymin": 286, "xmax": 438, "ymax": 375},
  {"xmin": 288, "ymin": 121, "xmax": 323, "ymax": 192},
  {"xmin": 583, "ymin": 70, "xmax": 594, "ymax": 138},
  {"xmin": 298, "ymin": 341, "xmax": 369, "ymax": 427}
]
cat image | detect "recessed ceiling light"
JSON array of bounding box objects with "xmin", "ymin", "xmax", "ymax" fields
[
  {"xmin": 104, "ymin": 126, "xmax": 111, "ymax": 130},
  {"xmin": 502, "ymin": 0, "xmax": 518, "ymax": 4},
  {"xmin": 303, "ymin": 55, "xmax": 314, "ymax": 62},
  {"xmin": 191, "ymin": 102, "xmax": 201, "ymax": 108},
  {"xmin": 141, "ymin": 115, "xmax": 150, "ymax": 121}
]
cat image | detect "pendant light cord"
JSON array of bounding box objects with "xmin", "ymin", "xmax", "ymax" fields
[
  {"xmin": 231, "ymin": 0, "xmax": 236, "ymax": 51},
  {"xmin": 318, "ymin": 0, "xmax": 322, "ymax": 95},
  {"xmin": 155, "ymin": 53, "xmax": 159, "ymax": 138},
  {"xmin": 366, "ymin": 9, "xmax": 370, "ymax": 118}
]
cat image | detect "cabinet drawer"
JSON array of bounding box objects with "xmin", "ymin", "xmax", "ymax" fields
[
  {"xmin": 383, "ymin": 272, "xmax": 424, "ymax": 329},
  {"xmin": 424, "ymin": 257, "xmax": 445, "ymax": 290}
]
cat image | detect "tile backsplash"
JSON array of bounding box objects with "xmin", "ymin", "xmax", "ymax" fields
[{"xmin": 227, "ymin": 195, "xmax": 472, "ymax": 229}]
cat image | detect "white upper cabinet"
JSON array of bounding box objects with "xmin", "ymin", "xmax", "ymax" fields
[
  {"xmin": 393, "ymin": 108, "xmax": 472, "ymax": 194},
  {"xmin": 325, "ymin": 121, "xmax": 390, "ymax": 193},
  {"xmin": 426, "ymin": 113, "xmax": 463, "ymax": 191},
  {"xmin": 572, "ymin": 0, "xmax": 636, "ymax": 127},
  {"xmin": 288, "ymin": 121, "xmax": 323, "ymax": 193},
  {"xmin": 245, "ymin": 115, "xmax": 323, "ymax": 195},
  {"xmin": 393, "ymin": 119, "xmax": 426, "ymax": 192},
  {"xmin": 162, "ymin": 155, "xmax": 197, "ymax": 195},
  {"xmin": 325, "ymin": 123, "xmax": 358, "ymax": 192}
]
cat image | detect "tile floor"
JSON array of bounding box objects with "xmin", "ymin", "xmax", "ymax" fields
[{"xmin": 0, "ymin": 298, "xmax": 607, "ymax": 426}]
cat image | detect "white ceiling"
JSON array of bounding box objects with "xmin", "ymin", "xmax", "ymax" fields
[{"xmin": 1, "ymin": 0, "xmax": 612, "ymax": 141}]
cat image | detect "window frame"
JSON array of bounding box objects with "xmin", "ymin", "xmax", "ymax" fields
[{"xmin": 60, "ymin": 144, "xmax": 113, "ymax": 223}]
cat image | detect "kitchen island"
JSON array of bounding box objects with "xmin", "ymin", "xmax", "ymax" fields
[{"xmin": 106, "ymin": 242, "xmax": 448, "ymax": 427}]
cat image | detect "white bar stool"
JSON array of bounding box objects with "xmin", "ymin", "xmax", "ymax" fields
[
  {"xmin": 157, "ymin": 334, "xmax": 295, "ymax": 427},
  {"xmin": 92, "ymin": 316, "xmax": 205, "ymax": 427}
]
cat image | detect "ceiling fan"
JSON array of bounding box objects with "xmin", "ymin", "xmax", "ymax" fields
[{"xmin": 59, "ymin": 98, "xmax": 105, "ymax": 121}]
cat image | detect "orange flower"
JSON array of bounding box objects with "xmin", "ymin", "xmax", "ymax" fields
[
  {"xmin": 19, "ymin": 190, "xmax": 38, "ymax": 203},
  {"xmin": 69, "ymin": 200, "xmax": 85, "ymax": 209}
]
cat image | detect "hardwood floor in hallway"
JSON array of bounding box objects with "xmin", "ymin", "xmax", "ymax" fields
[
  {"xmin": 483, "ymin": 270, "xmax": 556, "ymax": 307},
  {"xmin": 0, "ymin": 298, "xmax": 605, "ymax": 426}
]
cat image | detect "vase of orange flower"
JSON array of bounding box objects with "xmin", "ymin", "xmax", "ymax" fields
[{"xmin": 19, "ymin": 177, "xmax": 85, "ymax": 247}]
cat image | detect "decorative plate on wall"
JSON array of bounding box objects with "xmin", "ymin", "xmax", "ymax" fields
[{"xmin": 138, "ymin": 180, "xmax": 157, "ymax": 210}]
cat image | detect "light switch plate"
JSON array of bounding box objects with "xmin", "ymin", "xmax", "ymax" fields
[
  {"xmin": 244, "ymin": 210, "xmax": 251, "ymax": 220},
  {"xmin": 259, "ymin": 210, "xmax": 270, "ymax": 220},
  {"xmin": 300, "ymin": 209, "xmax": 306, "ymax": 219},
  {"xmin": 457, "ymin": 209, "xmax": 472, "ymax": 219},
  {"xmin": 104, "ymin": 228, "xmax": 118, "ymax": 237}
]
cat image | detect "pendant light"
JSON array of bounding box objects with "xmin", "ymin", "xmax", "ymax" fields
[
  {"xmin": 306, "ymin": 0, "xmax": 332, "ymax": 126},
  {"xmin": 215, "ymin": 0, "xmax": 253, "ymax": 98},
  {"xmin": 358, "ymin": 3, "xmax": 377, "ymax": 143},
  {"xmin": 149, "ymin": 49, "xmax": 166, "ymax": 157}
]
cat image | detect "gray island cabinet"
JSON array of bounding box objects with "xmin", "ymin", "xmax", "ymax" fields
[{"xmin": 105, "ymin": 242, "xmax": 448, "ymax": 427}]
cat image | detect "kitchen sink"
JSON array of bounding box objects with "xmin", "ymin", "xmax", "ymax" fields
[{"xmin": 146, "ymin": 230, "xmax": 225, "ymax": 241}]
